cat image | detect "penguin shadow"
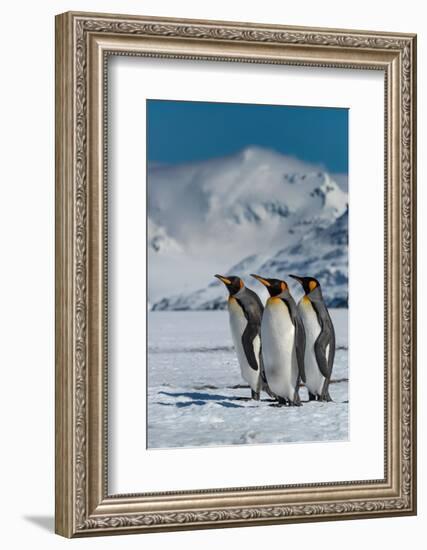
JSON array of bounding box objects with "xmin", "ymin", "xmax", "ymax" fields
[
  {"xmin": 157, "ymin": 390, "xmax": 259, "ymax": 408},
  {"xmin": 268, "ymin": 399, "xmax": 347, "ymax": 406}
]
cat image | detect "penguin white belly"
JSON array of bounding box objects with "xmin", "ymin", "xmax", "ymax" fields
[
  {"xmin": 261, "ymin": 298, "xmax": 298, "ymax": 401},
  {"xmin": 227, "ymin": 298, "xmax": 261, "ymax": 392},
  {"xmin": 298, "ymin": 298, "xmax": 326, "ymax": 396}
]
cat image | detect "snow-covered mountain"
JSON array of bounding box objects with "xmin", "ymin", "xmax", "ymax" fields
[{"xmin": 148, "ymin": 146, "xmax": 348, "ymax": 309}]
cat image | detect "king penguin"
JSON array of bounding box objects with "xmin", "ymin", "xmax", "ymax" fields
[
  {"xmin": 289, "ymin": 275, "xmax": 335, "ymax": 402},
  {"xmin": 215, "ymin": 275, "xmax": 268, "ymax": 400},
  {"xmin": 250, "ymin": 275, "xmax": 306, "ymax": 406}
]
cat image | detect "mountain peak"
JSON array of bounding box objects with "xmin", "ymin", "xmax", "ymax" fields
[
  {"xmin": 239, "ymin": 145, "xmax": 269, "ymax": 159},
  {"xmin": 148, "ymin": 148, "xmax": 348, "ymax": 306},
  {"xmin": 237, "ymin": 145, "xmax": 285, "ymax": 164}
]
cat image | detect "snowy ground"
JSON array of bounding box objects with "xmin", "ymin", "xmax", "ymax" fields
[{"xmin": 147, "ymin": 309, "xmax": 348, "ymax": 449}]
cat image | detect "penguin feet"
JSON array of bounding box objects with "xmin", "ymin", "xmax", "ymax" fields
[
  {"xmin": 251, "ymin": 389, "xmax": 261, "ymax": 401},
  {"xmin": 275, "ymin": 396, "xmax": 302, "ymax": 407},
  {"xmin": 307, "ymin": 391, "xmax": 333, "ymax": 402},
  {"xmin": 319, "ymin": 391, "xmax": 333, "ymax": 403},
  {"xmin": 292, "ymin": 392, "xmax": 302, "ymax": 407},
  {"xmin": 319, "ymin": 382, "xmax": 333, "ymax": 402}
]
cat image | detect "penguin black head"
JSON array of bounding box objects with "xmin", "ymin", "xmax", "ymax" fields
[
  {"xmin": 250, "ymin": 274, "xmax": 288, "ymax": 297},
  {"xmin": 289, "ymin": 275, "xmax": 321, "ymax": 295},
  {"xmin": 214, "ymin": 274, "xmax": 244, "ymax": 296}
]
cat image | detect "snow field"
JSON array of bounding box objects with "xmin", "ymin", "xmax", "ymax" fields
[{"xmin": 147, "ymin": 309, "xmax": 348, "ymax": 448}]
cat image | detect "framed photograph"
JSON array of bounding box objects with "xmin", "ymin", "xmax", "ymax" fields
[{"xmin": 55, "ymin": 11, "xmax": 417, "ymax": 537}]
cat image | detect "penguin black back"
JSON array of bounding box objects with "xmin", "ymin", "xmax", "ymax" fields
[
  {"xmin": 290, "ymin": 274, "xmax": 335, "ymax": 401},
  {"xmin": 215, "ymin": 274, "xmax": 267, "ymax": 400},
  {"xmin": 251, "ymin": 274, "xmax": 306, "ymax": 390}
]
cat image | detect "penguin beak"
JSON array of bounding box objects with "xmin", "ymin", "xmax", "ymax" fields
[
  {"xmin": 214, "ymin": 274, "xmax": 231, "ymax": 285},
  {"xmin": 289, "ymin": 274, "xmax": 303, "ymax": 285},
  {"xmin": 250, "ymin": 274, "xmax": 271, "ymax": 287}
]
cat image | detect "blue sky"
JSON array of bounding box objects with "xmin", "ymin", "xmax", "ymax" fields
[{"xmin": 147, "ymin": 99, "xmax": 348, "ymax": 174}]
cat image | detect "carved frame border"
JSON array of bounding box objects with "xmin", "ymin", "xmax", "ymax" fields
[{"xmin": 55, "ymin": 11, "xmax": 416, "ymax": 538}]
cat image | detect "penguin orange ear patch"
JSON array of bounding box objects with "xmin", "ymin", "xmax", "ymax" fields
[
  {"xmin": 280, "ymin": 281, "xmax": 288, "ymax": 292},
  {"xmin": 239, "ymin": 279, "xmax": 244, "ymax": 289},
  {"xmin": 308, "ymin": 280, "xmax": 317, "ymax": 291}
]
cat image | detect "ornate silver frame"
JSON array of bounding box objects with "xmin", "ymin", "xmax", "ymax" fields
[{"xmin": 55, "ymin": 11, "xmax": 417, "ymax": 537}]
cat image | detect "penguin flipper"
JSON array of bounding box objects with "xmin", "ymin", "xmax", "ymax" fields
[
  {"xmin": 311, "ymin": 299, "xmax": 336, "ymax": 380},
  {"xmin": 327, "ymin": 319, "xmax": 336, "ymax": 377},
  {"xmin": 294, "ymin": 316, "xmax": 306, "ymax": 383},
  {"xmin": 286, "ymin": 298, "xmax": 306, "ymax": 384},
  {"xmin": 241, "ymin": 323, "xmax": 260, "ymax": 371},
  {"xmin": 314, "ymin": 323, "xmax": 334, "ymax": 379},
  {"xmin": 259, "ymin": 351, "xmax": 276, "ymax": 398},
  {"xmin": 259, "ymin": 349, "xmax": 267, "ymax": 384}
]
